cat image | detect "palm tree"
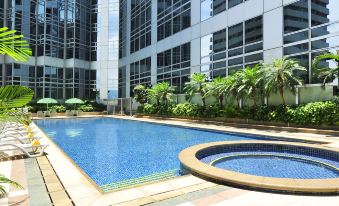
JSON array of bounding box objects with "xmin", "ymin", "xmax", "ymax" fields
[
  {"xmin": 0, "ymin": 175, "xmax": 23, "ymax": 197},
  {"xmin": 262, "ymin": 57, "xmax": 307, "ymax": 105},
  {"xmin": 312, "ymin": 51, "xmax": 339, "ymax": 87},
  {"xmin": 227, "ymin": 71, "xmax": 246, "ymax": 107},
  {"xmin": 148, "ymin": 82, "xmax": 175, "ymax": 106},
  {"xmin": 205, "ymin": 76, "xmax": 230, "ymax": 108},
  {"xmin": 237, "ymin": 65, "xmax": 262, "ymax": 107},
  {"xmin": 133, "ymin": 85, "xmax": 149, "ymax": 105},
  {"xmin": 184, "ymin": 73, "xmax": 209, "ymax": 107},
  {"xmin": 0, "ymin": 27, "xmax": 32, "ymax": 62}
]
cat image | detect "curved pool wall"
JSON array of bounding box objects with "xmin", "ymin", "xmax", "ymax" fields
[{"xmin": 179, "ymin": 141, "xmax": 339, "ymax": 195}]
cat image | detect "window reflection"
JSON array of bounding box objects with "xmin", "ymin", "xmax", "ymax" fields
[
  {"xmin": 157, "ymin": 43, "xmax": 191, "ymax": 92},
  {"xmin": 201, "ymin": 0, "xmax": 213, "ymax": 21},
  {"xmin": 130, "ymin": 57, "xmax": 152, "ymax": 96},
  {"xmin": 283, "ymin": 0, "xmax": 339, "ymax": 84},
  {"xmin": 130, "ymin": 0, "xmax": 152, "ymax": 53},
  {"xmin": 157, "ymin": 0, "xmax": 191, "ymax": 41}
]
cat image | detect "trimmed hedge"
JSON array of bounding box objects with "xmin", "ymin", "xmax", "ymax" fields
[
  {"xmin": 27, "ymin": 100, "xmax": 105, "ymax": 113},
  {"xmin": 141, "ymin": 101, "xmax": 339, "ymax": 126}
]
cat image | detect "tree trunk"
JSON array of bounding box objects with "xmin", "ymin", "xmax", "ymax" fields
[
  {"xmin": 279, "ymin": 86, "xmax": 286, "ymax": 105},
  {"xmin": 236, "ymin": 98, "xmax": 241, "ymax": 108},
  {"xmin": 202, "ymin": 96, "xmax": 206, "ymax": 107},
  {"xmin": 219, "ymin": 95, "xmax": 224, "ymax": 109},
  {"xmin": 253, "ymin": 96, "xmax": 257, "ymax": 107}
]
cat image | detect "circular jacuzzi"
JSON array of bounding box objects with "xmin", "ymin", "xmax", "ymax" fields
[{"xmin": 179, "ymin": 141, "xmax": 339, "ymax": 195}]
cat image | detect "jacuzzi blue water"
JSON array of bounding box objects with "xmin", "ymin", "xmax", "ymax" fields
[
  {"xmin": 200, "ymin": 151, "xmax": 339, "ymax": 179},
  {"xmin": 35, "ymin": 117, "xmax": 273, "ymax": 191}
]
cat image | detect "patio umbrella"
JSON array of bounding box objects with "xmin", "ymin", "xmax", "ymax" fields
[
  {"xmin": 37, "ymin": 98, "xmax": 58, "ymax": 110},
  {"xmin": 65, "ymin": 98, "xmax": 84, "ymax": 109}
]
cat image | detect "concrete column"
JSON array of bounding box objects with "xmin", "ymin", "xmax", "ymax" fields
[
  {"xmin": 295, "ymin": 87, "xmax": 299, "ymax": 105},
  {"xmin": 126, "ymin": 64, "xmax": 130, "ymax": 97}
]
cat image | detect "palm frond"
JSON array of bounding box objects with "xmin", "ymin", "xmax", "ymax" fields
[
  {"xmin": 0, "ymin": 27, "xmax": 32, "ymax": 62},
  {"xmin": 0, "ymin": 174, "xmax": 23, "ymax": 197},
  {"xmin": 0, "ymin": 85, "xmax": 34, "ymax": 109},
  {"xmin": 312, "ymin": 52, "xmax": 339, "ymax": 85}
]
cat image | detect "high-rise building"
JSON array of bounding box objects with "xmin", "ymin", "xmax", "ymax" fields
[
  {"xmin": 118, "ymin": 0, "xmax": 339, "ymax": 100},
  {"xmin": 0, "ymin": 0, "xmax": 119, "ymax": 100}
]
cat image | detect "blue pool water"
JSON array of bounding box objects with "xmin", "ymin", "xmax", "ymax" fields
[
  {"xmin": 35, "ymin": 117, "xmax": 272, "ymax": 189},
  {"xmin": 201, "ymin": 151, "xmax": 339, "ymax": 179}
]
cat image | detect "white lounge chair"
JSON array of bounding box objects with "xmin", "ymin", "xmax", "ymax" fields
[
  {"xmin": 50, "ymin": 110, "xmax": 57, "ymax": 117},
  {"xmin": 70, "ymin": 110, "xmax": 77, "ymax": 116},
  {"xmin": 66, "ymin": 110, "xmax": 71, "ymax": 116},
  {"xmin": 44, "ymin": 111, "xmax": 51, "ymax": 117},
  {"xmin": 0, "ymin": 142, "xmax": 48, "ymax": 158},
  {"xmin": 0, "ymin": 133, "xmax": 41, "ymax": 144},
  {"xmin": 37, "ymin": 111, "xmax": 44, "ymax": 117},
  {"xmin": 2, "ymin": 127, "xmax": 39, "ymax": 136}
]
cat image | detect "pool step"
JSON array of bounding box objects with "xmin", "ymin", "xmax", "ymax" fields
[{"xmin": 100, "ymin": 169, "xmax": 178, "ymax": 193}]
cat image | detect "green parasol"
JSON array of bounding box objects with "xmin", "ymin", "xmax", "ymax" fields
[
  {"xmin": 65, "ymin": 98, "xmax": 84, "ymax": 109},
  {"xmin": 37, "ymin": 98, "xmax": 58, "ymax": 110}
]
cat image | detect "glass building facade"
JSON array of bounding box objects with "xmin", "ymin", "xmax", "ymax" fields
[
  {"xmin": 0, "ymin": 0, "xmax": 119, "ymax": 100},
  {"xmin": 118, "ymin": 0, "xmax": 339, "ymax": 99}
]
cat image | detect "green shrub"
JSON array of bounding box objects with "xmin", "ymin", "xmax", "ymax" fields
[
  {"xmin": 198, "ymin": 104, "xmax": 220, "ymax": 118},
  {"xmin": 143, "ymin": 103, "xmax": 157, "ymax": 115},
  {"xmin": 156, "ymin": 104, "xmax": 174, "ymax": 115},
  {"xmin": 78, "ymin": 104, "xmax": 94, "ymax": 112},
  {"xmin": 137, "ymin": 105, "xmax": 144, "ymax": 113},
  {"xmin": 49, "ymin": 105, "xmax": 66, "ymax": 113},
  {"xmin": 290, "ymin": 101, "xmax": 338, "ymax": 125},
  {"xmin": 221, "ymin": 106, "xmax": 241, "ymax": 118},
  {"xmin": 172, "ymin": 103, "xmax": 199, "ymax": 117}
]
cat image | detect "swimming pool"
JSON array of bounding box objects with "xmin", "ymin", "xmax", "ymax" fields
[{"xmin": 35, "ymin": 117, "xmax": 274, "ymax": 192}]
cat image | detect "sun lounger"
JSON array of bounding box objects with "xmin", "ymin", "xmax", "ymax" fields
[
  {"xmin": 0, "ymin": 141, "xmax": 48, "ymax": 158},
  {"xmin": 70, "ymin": 110, "xmax": 77, "ymax": 116},
  {"xmin": 44, "ymin": 111, "xmax": 51, "ymax": 117},
  {"xmin": 66, "ymin": 110, "xmax": 71, "ymax": 116},
  {"xmin": 50, "ymin": 109, "xmax": 57, "ymax": 117},
  {"xmin": 0, "ymin": 133, "xmax": 41, "ymax": 144},
  {"xmin": 37, "ymin": 111, "xmax": 44, "ymax": 117}
]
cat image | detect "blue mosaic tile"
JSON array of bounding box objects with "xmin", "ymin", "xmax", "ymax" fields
[{"xmin": 34, "ymin": 117, "xmax": 275, "ymax": 189}]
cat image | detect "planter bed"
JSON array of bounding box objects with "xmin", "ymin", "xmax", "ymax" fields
[{"xmin": 133, "ymin": 114, "xmax": 339, "ymax": 135}]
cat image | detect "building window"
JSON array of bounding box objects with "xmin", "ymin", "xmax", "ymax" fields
[
  {"xmin": 130, "ymin": 0, "xmax": 152, "ymax": 53},
  {"xmin": 130, "ymin": 57, "xmax": 151, "ymax": 96},
  {"xmin": 283, "ymin": 0, "xmax": 339, "ymax": 84},
  {"xmin": 201, "ymin": 0, "xmax": 227, "ymax": 21},
  {"xmin": 157, "ymin": 42, "xmax": 191, "ymax": 92},
  {"xmin": 157, "ymin": 0, "xmax": 191, "ymax": 41},
  {"xmin": 119, "ymin": 0, "xmax": 127, "ymax": 58},
  {"xmin": 200, "ymin": 15, "xmax": 263, "ymax": 78},
  {"xmin": 228, "ymin": 0, "xmax": 245, "ymax": 9},
  {"xmin": 118, "ymin": 66, "xmax": 127, "ymax": 98},
  {"xmin": 284, "ymin": 0, "xmax": 309, "ymax": 34}
]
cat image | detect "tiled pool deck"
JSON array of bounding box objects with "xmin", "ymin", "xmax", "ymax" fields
[{"xmin": 1, "ymin": 115, "xmax": 339, "ymax": 205}]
